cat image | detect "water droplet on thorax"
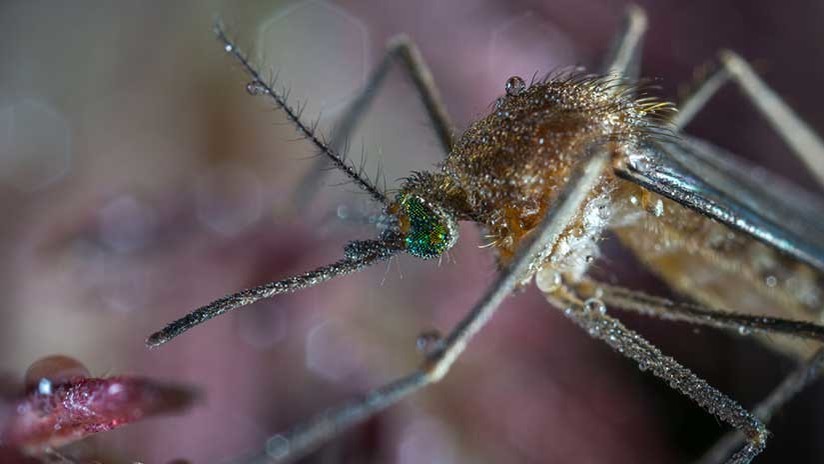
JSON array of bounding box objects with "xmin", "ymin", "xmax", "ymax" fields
[
  {"xmin": 505, "ymin": 76, "xmax": 526, "ymax": 97},
  {"xmin": 246, "ymin": 81, "xmax": 267, "ymax": 96},
  {"xmin": 416, "ymin": 330, "xmax": 443, "ymax": 355}
]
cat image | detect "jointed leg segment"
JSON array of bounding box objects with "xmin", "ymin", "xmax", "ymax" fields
[
  {"xmin": 600, "ymin": 4, "xmax": 647, "ymax": 80},
  {"xmin": 544, "ymin": 286, "xmax": 768, "ymax": 464},
  {"xmin": 672, "ymin": 50, "xmax": 824, "ymax": 187},
  {"xmin": 291, "ymin": 35, "xmax": 455, "ymax": 210},
  {"xmin": 573, "ymin": 279, "xmax": 824, "ymax": 343},
  {"xmin": 696, "ymin": 347, "xmax": 824, "ymax": 464},
  {"xmin": 564, "ymin": 278, "xmax": 824, "ymax": 463}
]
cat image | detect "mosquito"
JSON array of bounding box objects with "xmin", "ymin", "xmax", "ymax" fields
[{"xmin": 147, "ymin": 5, "xmax": 824, "ymax": 463}]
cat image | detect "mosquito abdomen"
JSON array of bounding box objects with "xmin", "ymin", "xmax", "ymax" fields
[{"xmin": 611, "ymin": 181, "xmax": 824, "ymax": 357}]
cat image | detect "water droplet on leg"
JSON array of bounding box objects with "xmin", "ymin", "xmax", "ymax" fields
[
  {"xmin": 638, "ymin": 361, "xmax": 648, "ymax": 372},
  {"xmin": 583, "ymin": 298, "xmax": 606, "ymax": 315},
  {"xmin": 266, "ymin": 435, "xmax": 291, "ymax": 459},
  {"xmin": 416, "ymin": 330, "xmax": 443, "ymax": 355},
  {"xmin": 535, "ymin": 268, "xmax": 562, "ymax": 293}
]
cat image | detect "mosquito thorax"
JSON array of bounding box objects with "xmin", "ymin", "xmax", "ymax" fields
[
  {"xmin": 390, "ymin": 192, "xmax": 459, "ymax": 260},
  {"xmin": 434, "ymin": 73, "xmax": 673, "ymax": 265}
]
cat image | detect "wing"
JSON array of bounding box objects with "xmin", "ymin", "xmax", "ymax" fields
[{"xmin": 614, "ymin": 135, "xmax": 824, "ymax": 273}]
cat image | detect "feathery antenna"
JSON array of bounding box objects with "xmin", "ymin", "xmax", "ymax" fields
[{"xmin": 214, "ymin": 23, "xmax": 389, "ymax": 205}]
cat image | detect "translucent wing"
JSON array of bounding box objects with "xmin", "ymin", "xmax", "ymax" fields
[{"xmin": 615, "ymin": 135, "xmax": 824, "ymax": 272}]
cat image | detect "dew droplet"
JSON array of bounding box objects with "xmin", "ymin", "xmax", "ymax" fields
[
  {"xmin": 37, "ymin": 378, "xmax": 53, "ymax": 396},
  {"xmin": 585, "ymin": 255, "xmax": 595, "ymax": 263},
  {"xmin": 583, "ymin": 298, "xmax": 606, "ymax": 315},
  {"xmin": 738, "ymin": 326, "xmax": 751, "ymax": 336},
  {"xmin": 651, "ymin": 199, "xmax": 664, "ymax": 217},
  {"xmin": 765, "ymin": 275, "xmax": 778, "ymax": 288},
  {"xmin": 505, "ymin": 76, "xmax": 526, "ymax": 97},
  {"xmin": 638, "ymin": 361, "xmax": 648, "ymax": 372},
  {"xmin": 536, "ymin": 268, "xmax": 562, "ymax": 293},
  {"xmin": 416, "ymin": 330, "xmax": 443, "ymax": 355},
  {"xmin": 266, "ymin": 435, "xmax": 290, "ymax": 460},
  {"xmin": 224, "ymin": 43, "xmax": 233, "ymax": 53},
  {"xmin": 246, "ymin": 81, "xmax": 267, "ymax": 96},
  {"xmin": 24, "ymin": 355, "xmax": 90, "ymax": 392},
  {"xmin": 627, "ymin": 153, "xmax": 651, "ymax": 172}
]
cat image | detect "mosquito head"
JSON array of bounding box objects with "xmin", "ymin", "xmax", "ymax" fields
[{"xmin": 390, "ymin": 192, "xmax": 459, "ymax": 260}]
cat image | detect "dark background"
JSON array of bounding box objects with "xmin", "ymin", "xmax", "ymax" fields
[{"xmin": 1, "ymin": 0, "xmax": 823, "ymax": 462}]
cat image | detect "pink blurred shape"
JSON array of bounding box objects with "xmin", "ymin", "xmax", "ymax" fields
[{"xmin": 2, "ymin": 373, "xmax": 196, "ymax": 455}]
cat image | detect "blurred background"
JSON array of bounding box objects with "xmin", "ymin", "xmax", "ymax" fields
[{"xmin": 1, "ymin": 0, "xmax": 824, "ymax": 462}]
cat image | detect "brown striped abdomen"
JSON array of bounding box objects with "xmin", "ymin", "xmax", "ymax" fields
[{"xmin": 611, "ymin": 180, "xmax": 824, "ymax": 358}]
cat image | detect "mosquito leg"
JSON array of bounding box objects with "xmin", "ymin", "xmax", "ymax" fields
[
  {"xmin": 567, "ymin": 279, "xmax": 824, "ymax": 462},
  {"xmin": 672, "ymin": 51, "xmax": 824, "ymax": 186},
  {"xmin": 720, "ymin": 50, "xmax": 824, "ymax": 186},
  {"xmin": 231, "ymin": 152, "xmax": 610, "ymax": 463},
  {"xmin": 695, "ymin": 347, "xmax": 824, "ymax": 464},
  {"xmin": 600, "ymin": 4, "xmax": 648, "ymax": 80},
  {"xmin": 545, "ymin": 287, "xmax": 768, "ymax": 464},
  {"xmin": 670, "ymin": 60, "xmax": 730, "ymax": 130},
  {"xmin": 572, "ymin": 279, "xmax": 824, "ymax": 343},
  {"xmin": 290, "ymin": 34, "xmax": 455, "ymax": 210}
]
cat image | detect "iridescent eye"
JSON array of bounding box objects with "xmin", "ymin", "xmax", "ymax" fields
[{"xmin": 400, "ymin": 195, "xmax": 456, "ymax": 259}]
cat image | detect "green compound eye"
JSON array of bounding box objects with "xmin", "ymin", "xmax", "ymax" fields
[{"xmin": 400, "ymin": 195, "xmax": 456, "ymax": 260}]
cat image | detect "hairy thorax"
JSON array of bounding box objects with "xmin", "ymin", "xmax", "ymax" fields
[{"xmin": 403, "ymin": 74, "xmax": 671, "ymax": 274}]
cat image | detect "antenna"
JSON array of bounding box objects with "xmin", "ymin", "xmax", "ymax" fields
[{"xmin": 214, "ymin": 23, "xmax": 389, "ymax": 205}]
